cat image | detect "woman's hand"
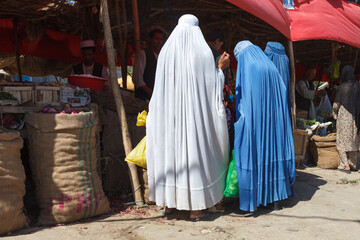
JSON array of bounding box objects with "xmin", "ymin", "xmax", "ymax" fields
[{"xmin": 218, "ymin": 52, "xmax": 230, "ymax": 70}]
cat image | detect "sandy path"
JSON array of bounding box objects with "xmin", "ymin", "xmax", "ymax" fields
[{"xmin": 4, "ymin": 167, "xmax": 360, "ymax": 240}]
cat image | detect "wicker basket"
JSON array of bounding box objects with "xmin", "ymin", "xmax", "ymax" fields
[{"xmin": 293, "ymin": 129, "xmax": 310, "ymax": 168}]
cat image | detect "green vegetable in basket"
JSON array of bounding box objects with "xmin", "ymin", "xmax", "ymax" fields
[{"xmin": 0, "ymin": 92, "xmax": 17, "ymax": 101}]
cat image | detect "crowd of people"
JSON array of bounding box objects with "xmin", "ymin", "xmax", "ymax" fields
[{"xmin": 74, "ymin": 13, "xmax": 359, "ymax": 221}]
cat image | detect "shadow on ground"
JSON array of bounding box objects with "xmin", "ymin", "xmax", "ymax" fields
[{"xmin": 223, "ymin": 169, "xmax": 328, "ymax": 218}]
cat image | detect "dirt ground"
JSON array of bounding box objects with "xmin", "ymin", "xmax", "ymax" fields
[{"xmin": 3, "ymin": 166, "xmax": 360, "ymax": 240}]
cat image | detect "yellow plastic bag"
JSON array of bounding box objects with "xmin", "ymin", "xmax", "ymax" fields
[
  {"xmin": 125, "ymin": 111, "xmax": 148, "ymax": 168},
  {"xmin": 125, "ymin": 136, "xmax": 147, "ymax": 168},
  {"xmin": 136, "ymin": 110, "xmax": 147, "ymax": 126}
]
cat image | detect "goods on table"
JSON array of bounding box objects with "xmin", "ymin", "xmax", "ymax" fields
[
  {"xmin": 0, "ymin": 92, "xmax": 18, "ymax": 106},
  {"xmin": 68, "ymin": 75, "xmax": 106, "ymax": 91},
  {"xmin": 35, "ymin": 86, "xmax": 61, "ymax": 106},
  {"xmin": 61, "ymin": 86, "xmax": 91, "ymax": 107},
  {"xmin": 2, "ymin": 86, "xmax": 33, "ymax": 105}
]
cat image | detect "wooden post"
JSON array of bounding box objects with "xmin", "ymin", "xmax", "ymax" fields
[
  {"xmin": 12, "ymin": 18, "xmax": 23, "ymax": 82},
  {"xmin": 100, "ymin": 0, "xmax": 144, "ymax": 205},
  {"xmin": 354, "ymin": 48, "xmax": 359, "ymax": 72},
  {"xmin": 288, "ymin": 40, "xmax": 296, "ymax": 129},
  {"xmin": 121, "ymin": 0, "xmax": 128, "ymax": 89},
  {"xmin": 116, "ymin": 0, "xmax": 128, "ymax": 89},
  {"xmin": 330, "ymin": 42, "xmax": 336, "ymax": 89},
  {"xmin": 131, "ymin": 0, "xmax": 141, "ymax": 53}
]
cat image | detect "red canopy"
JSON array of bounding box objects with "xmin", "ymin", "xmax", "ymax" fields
[
  {"xmin": 227, "ymin": 0, "xmax": 360, "ymax": 48},
  {"xmin": 0, "ymin": 18, "xmax": 123, "ymax": 66}
]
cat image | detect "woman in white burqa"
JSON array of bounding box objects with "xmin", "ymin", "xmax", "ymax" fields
[{"xmin": 146, "ymin": 14, "xmax": 230, "ymax": 220}]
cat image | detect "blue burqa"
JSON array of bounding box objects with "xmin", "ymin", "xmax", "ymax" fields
[
  {"xmin": 234, "ymin": 41, "xmax": 295, "ymax": 212},
  {"xmin": 264, "ymin": 42, "xmax": 291, "ymax": 110}
]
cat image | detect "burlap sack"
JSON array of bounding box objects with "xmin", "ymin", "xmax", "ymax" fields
[
  {"xmin": 0, "ymin": 129, "xmax": 27, "ymax": 235},
  {"xmin": 25, "ymin": 112, "xmax": 110, "ymax": 225},
  {"xmin": 310, "ymin": 133, "xmax": 339, "ymax": 169}
]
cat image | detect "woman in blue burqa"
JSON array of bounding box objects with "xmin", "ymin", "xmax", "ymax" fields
[
  {"xmin": 264, "ymin": 42, "xmax": 291, "ymax": 110},
  {"xmin": 234, "ymin": 40, "xmax": 295, "ymax": 212}
]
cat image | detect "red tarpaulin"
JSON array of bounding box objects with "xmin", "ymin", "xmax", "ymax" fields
[
  {"xmin": 0, "ymin": 18, "xmax": 123, "ymax": 66},
  {"xmin": 227, "ymin": 0, "xmax": 360, "ymax": 48}
]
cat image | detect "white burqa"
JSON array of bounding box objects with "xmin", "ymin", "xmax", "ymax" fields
[{"xmin": 146, "ymin": 14, "xmax": 230, "ymax": 210}]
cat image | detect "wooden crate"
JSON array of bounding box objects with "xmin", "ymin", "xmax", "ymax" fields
[
  {"xmin": 2, "ymin": 86, "xmax": 34, "ymax": 104},
  {"xmin": 35, "ymin": 86, "xmax": 61, "ymax": 106},
  {"xmin": 293, "ymin": 129, "xmax": 310, "ymax": 168}
]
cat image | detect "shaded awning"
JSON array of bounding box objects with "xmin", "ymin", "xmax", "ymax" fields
[
  {"xmin": 0, "ymin": 18, "xmax": 123, "ymax": 66},
  {"xmin": 227, "ymin": 0, "xmax": 360, "ymax": 48}
]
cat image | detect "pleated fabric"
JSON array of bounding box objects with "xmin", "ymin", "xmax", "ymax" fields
[
  {"xmin": 264, "ymin": 42, "xmax": 291, "ymax": 110},
  {"xmin": 146, "ymin": 14, "xmax": 229, "ymax": 211},
  {"xmin": 234, "ymin": 41, "xmax": 295, "ymax": 212}
]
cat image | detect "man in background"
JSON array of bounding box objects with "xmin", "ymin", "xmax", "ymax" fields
[
  {"xmin": 206, "ymin": 30, "xmax": 229, "ymax": 85},
  {"xmin": 133, "ymin": 28, "xmax": 165, "ymax": 100},
  {"xmin": 295, "ymin": 65, "xmax": 326, "ymax": 119},
  {"xmin": 72, "ymin": 40, "xmax": 110, "ymax": 91}
]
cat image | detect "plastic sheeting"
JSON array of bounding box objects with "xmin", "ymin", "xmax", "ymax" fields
[{"xmin": 227, "ymin": 0, "xmax": 360, "ymax": 48}]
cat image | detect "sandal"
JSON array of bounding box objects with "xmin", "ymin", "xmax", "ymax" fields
[
  {"xmin": 207, "ymin": 205, "xmax": 225, "ymax": 213},
  {"xmin": 190, "ymin": 211, "xmax": 210, "ymax": 222},
  {"xmin": 338, "ymin": 169, "xmax": 351, "ymax": 174},
  {"xmin": 161, "ymin": 207, "xmax": 175, "ymax": 217}
]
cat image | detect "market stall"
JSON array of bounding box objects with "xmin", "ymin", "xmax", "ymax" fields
[{"xmin": 0, "ymin": 0, "xmax": 359, "ymax": 235}]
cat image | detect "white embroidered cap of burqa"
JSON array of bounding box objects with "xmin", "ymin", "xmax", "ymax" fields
[{"xmin": 146, "ymin": 14, "xmax": 230, "ymax": 210}]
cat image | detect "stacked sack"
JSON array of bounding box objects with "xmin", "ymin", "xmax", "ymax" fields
[
  {"xmin": 26, "ymin": 112, "xmax": 110, "ymax": 225},
  {"xmin": 310, "ymin": 133, "xmax": 339, "ymax": 169},
  {"xmin": 0, "ymin": 129, "xmax": 27, "ymax": 235}
]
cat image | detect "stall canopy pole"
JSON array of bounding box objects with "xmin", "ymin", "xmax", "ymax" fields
[
  {"xmin": 288, "ymin": 40, "xmax": 296, "ymax": 129},
  {"xmin": 131, "ymin": 0, "xmax": 141, "ymax": 53},
  {"xmin": 100, "ymin": 0, "xmax": 144, "ymax": 205},
  {"xmin": 12, "ymin": 18, "xmax": 23, "ymax": 82},
  {"xmin": 354, "ymin": 48, "xmax": 359, "ymax": 71},
  {"xmin": 115, "ymin": 0, "xmax": 127, "ymax": 89}
]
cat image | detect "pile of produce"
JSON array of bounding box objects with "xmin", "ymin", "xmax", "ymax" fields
[
  {"xmin": 0, "ymin": 92, "xmax": 17, "ymax": 101},
  {"xmin": 0, "ymin": 92, "xmax": 18, "ymax": 106},
  {"xmin": 40, "ymin": 105, "xmax": 88, "ymax": 114},
  {"xmin": 0, "ymin": 113, "xmax": 24, "ymax": 129}
]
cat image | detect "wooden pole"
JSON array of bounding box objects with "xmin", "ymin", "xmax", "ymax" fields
[
  {"xmin": 121, "ymin": 0, "xmax": 128, "ymax": 89},
  {"xmin": 288, "ymin": 40, "xmax": 296, "ymax": 129},
  {"xmin": 354, "ymin": 48, "xmax": 359, "ymax": 72},
  {"xmin": 131, "ymin": 0, "xmax": 141, "ymax": 53},
  {"xmin": 330, "ymin": 42, "xmax": 336, "ymax": 88},
  {"xmin": 115, "ymin": 0, "xmax": 127, "ymax": 89},
  {"xmin": 12, "ymin": 18, "xmax": 23, "ymax": 82},
  {"xmin": 100, "ymin": 0, "xmax": 144, "ymax": 205}
]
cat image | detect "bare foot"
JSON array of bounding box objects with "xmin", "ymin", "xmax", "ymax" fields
[
  {"xmin": 214, "ymin": 202, "xmax": 224, "ymax": 210},
  {"xmin": 164, "ymin": 206, "xmax": 175, "ymax": 214},
  {"xmin": 189, "ymin": 210, "xmax": 206, "ymax": 219}
]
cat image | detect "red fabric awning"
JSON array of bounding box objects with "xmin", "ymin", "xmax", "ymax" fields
[
  {"xmin": 227, "ymin": 0, "xmax": 360, "ymax": 48},
  {"xmin": 227, "ymin": 0, "xmax": 291, "ymax": 39},
  {"xmin": 0, "ymin": 18, "xmax": 122, "ymax": 66}
]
